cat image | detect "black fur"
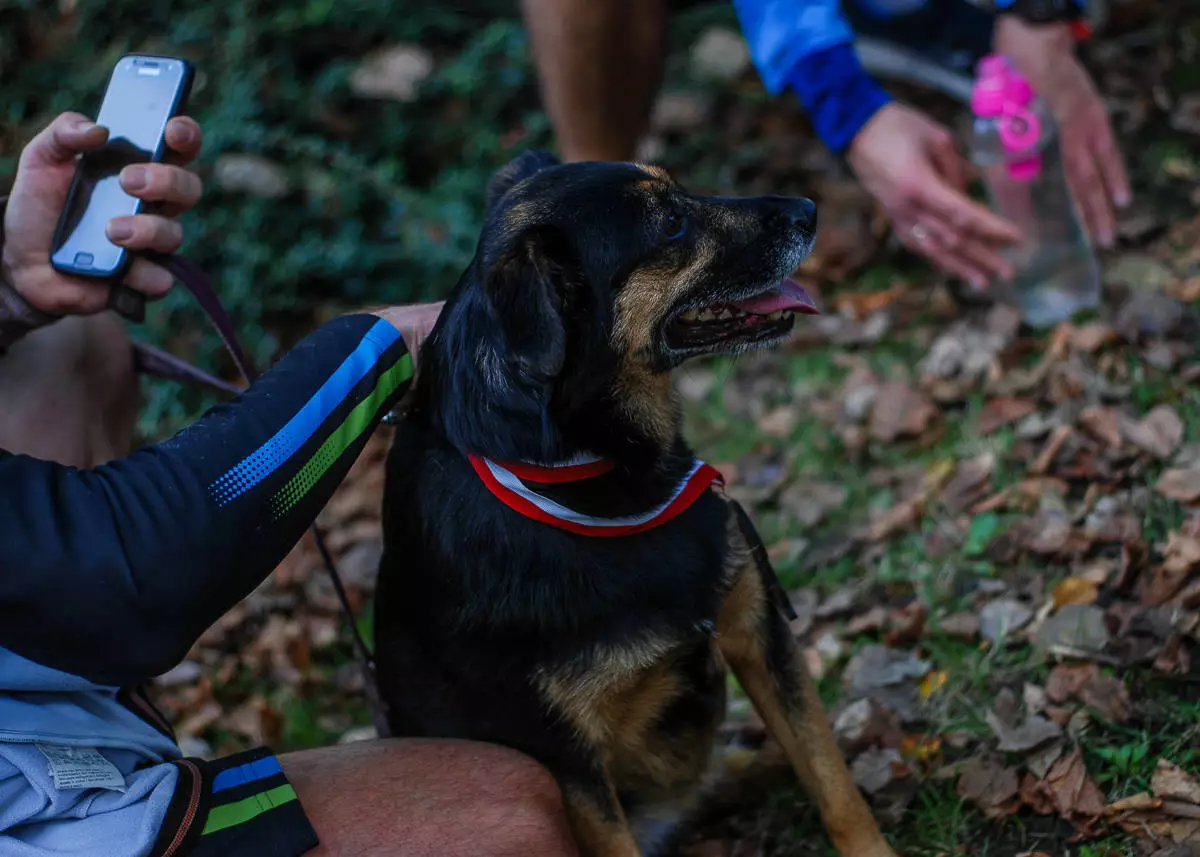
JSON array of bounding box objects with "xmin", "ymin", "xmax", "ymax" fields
[{"xmin": 374, "ymin": 153, "xmax": 817, "ymax": 850}]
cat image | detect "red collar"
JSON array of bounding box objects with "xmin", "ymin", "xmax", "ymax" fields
[{"xmin": 467, "ymin": 452, "xmax": 724, "ymax": 537}]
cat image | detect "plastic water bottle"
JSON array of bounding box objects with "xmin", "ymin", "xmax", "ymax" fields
[{"xmin": 969, "ymin": 54, "xmax": 1100, "ymax": 328}]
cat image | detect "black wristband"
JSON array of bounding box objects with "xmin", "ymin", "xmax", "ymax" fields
[{"xmin": 993, "ymin": 0, "xmax": 1083, "ymax": 22}]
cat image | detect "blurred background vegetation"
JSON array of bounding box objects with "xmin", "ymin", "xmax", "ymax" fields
[
  {"xmin": 0, "ymin": 0, "xmax": 1192, "ymax": 439},
  {"xmin": 0, "ymin": 0, "xmax": 767, "ymax": 436}
]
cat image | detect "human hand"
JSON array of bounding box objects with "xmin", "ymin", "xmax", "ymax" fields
[
  {"xmin": 847, "ymin": 102, "xmax": 1023, "ymax": 290},
  {"xmin": 994, "ymin": 16, "xmax": 1131, "ymax": 247},
  {"xmin": 370, "ymin": 301, "xmax": 445, "ymax": 369},
  {"xmin": 1, "ymin": 111, "xmax": 204, "ymax": 317}
]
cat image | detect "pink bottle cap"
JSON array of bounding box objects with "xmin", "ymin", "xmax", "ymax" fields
[{"xmin": 972, "ymin": 53, "xmax": 1042, "ymax": 182}]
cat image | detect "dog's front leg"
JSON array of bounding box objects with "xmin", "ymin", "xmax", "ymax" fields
[
  {"xmin": 557, "ymin": 762, "xmax": 643, "ymax": 857},
  {"xmin": 715, "ymin": 557, "xmax": 899, "ymax": 857}
]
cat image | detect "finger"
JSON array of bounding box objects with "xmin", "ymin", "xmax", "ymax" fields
[
  {"xmin": 124, "ymin": 258, "xmax": 176, "ymax": 300},
  {"xmin": 119, "ymin": 163, "xmax": 203, "ymax": 211},
  {"xmin": 920, "ymin": 212, "xmax": 1015, "ymax": 283},
  {"xmin": 163, "ymin": 117, "xmax": 203, "ymax": 166},
  {"xmin": 920, "ymin": 180, "xmax": 1024, "ymax": 245},
  {"xmin": 18, "ymin": 112, "xmax": 109, "ymax": 169},
  {"xmin": 1065, "ymin": 146, "xmax": 1113, "ymax": 248},
  {"xmin": 1092, "ymin": 122, "xmax": 1132, "ymax": 210},
  {"xmin": 900, "ymin": 226, "xmax": 990, "ymax": 290},
  {"xmin": 106, "ymin": 214, "xmax": 184, "ymax": 254}
]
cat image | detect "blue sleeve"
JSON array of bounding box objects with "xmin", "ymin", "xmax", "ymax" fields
[
  {"xmin": 731, "ymin": 0, "xmax": 892, "ymax": 153},
  {"xmin": 0, "ymin": 314, "xmax": 413, "ymax": 687}
]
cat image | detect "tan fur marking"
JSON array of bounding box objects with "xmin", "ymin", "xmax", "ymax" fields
[
  {"xmin": 635, "ymin": 163, "xmax": 673, "ymax": 182},
  {"xmin": 610, "ymin": 236, "xmax": 720, "ymax": 449},
  {"xmin": 715, "ymin": 506, "xmax": 898, "ymax": 857},
  {"xmin": 536, "ymin": 637, "xmax": 679, "ymax": 747},
  {"xmin": 562, "ymin": 782, "xmax": 642, "ymax": 857}
]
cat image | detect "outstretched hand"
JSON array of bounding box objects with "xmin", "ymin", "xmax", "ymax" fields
[
  {"xmin": 2, "ymin": 111, "xmax": 204, "ymax": 317},
  {"xmin": 994, "ymin": 16, "xmax": 1131, "ymax": 248},
  {"xmin": 847, "ymin": 103, "xmax": 1023, "ymax": 290}
]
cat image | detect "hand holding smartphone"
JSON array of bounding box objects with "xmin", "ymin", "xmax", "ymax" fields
[{"xmin": 50, "ymin": 55, "xmax": 195, "ymax": 317}]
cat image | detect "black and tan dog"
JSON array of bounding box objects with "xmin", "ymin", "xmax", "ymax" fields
[{"xmin": 373, "ymin": 151, "xmax": 898, "ymax": 857}]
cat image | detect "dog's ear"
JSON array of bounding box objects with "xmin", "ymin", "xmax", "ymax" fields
[
  {"xmin": 486, "ymin": 150, "xmax": 560, "ymax": 215},
  {"xmin": 484, "ymin": 226, "xmax": 571, "ymax": 386}
]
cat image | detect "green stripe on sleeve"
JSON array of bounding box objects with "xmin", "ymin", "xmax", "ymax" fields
[
  {"xmin": 202, "ymin": 784, "xmax": 299, "ymax": 835},
  {"xmin": 271, "ymin": 352, "xmax": 412, "ymax": 517}
]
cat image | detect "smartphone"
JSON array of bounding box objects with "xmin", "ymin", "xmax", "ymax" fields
[{"xmin": 50, "ymin": 54, "xmax": 195, "ymax": 281}]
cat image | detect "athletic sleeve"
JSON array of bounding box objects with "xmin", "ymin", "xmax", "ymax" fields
[
  {"xmin": 730, "ymin": 0, "xmax": 892, "ymax": 153},
  {"xmin": 0, "ymin": 313, "xmax": 412, "ymax": 687}
]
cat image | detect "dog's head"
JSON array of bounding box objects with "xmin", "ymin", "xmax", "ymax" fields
[{"xmin": 420, "ymin": 151, "xmax": 818, "ymax": 463}]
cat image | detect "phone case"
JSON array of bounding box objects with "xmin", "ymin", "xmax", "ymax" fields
[{"xmin": 49, "ymin": 55, "xmax": 196, "ymax": 283}]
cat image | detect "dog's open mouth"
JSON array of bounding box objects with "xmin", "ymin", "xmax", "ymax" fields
[{"xmin": 665, "ymin": 279, "xmax": 819, "ymax": 352}]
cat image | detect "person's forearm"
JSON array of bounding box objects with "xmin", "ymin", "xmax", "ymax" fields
[
  {"xmin": 0, "ymin": 313, "xmax": 412, "ymax": 687},
  {"xmin": 785, "ymin": 44, "xmax": 892, "ymax": 154}
]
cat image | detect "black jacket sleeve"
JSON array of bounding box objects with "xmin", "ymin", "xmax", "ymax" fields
[{"xmin": 0, "ymin": 313, "xmax": 412, "ymax": 687}]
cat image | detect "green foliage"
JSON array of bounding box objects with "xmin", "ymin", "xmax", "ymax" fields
[{"xmin": 1, "ymin": 0, "xmax": 552, "ymax": 434}]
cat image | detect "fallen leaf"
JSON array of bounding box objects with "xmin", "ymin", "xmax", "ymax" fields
[
  {"xmin": 979, "ymin": 598, "xmax": 1034, "ymax": 643},
  {"xmin": 986, "ymin": 710, "xmax": 1063, "ymax": 753},
  {"xmin": 841, "ymin": 644, "xmax": 931, "ymax": 723},
  {"xmin": 1142, "ymin": 532, "xmax": 1200, "ymax": 606},
  {"xmin": 851, "ymin": 747, "xmax": 919, "ymax": 824},
  {"xmin": 885, "ymin": 603, "xmax": 928, "ymax": 646},
  {"xmin": 758, "ymin": 405, "xmax": 799, "ymax": 438},
  {"xmin": 1156, "ymin": 468, "xmax": 1200, "ymax": 504},
  {"xmin": 940, "ymin": 454, "xmax": 995, "ymax": 514},
  {"xmin": 868, "ymin": 381, "xmax": 938, "ymax": 443},
  {"xmin": 1032, "ymin": 746, "xmax": 1108, "ymax": 826},
  {"xmin": 1078, "ymin": 673, "xmax": 1132, "ymax": 723},
  {"xmin": 1078, "ymin": 405, "xmax": 1124, "ymax": 450},
  {"xmin": 1053, "ymin": 576, "xmax": 1101, "ymax": 608},
  {"xmin": 865, "ymin": 497, "xmax": 924, "ymax": 542},
  {"xmin": 1153, "ymin": 759, "xmax": 1200, "ymax": 806},
  {"xmin": 1034, "ymin": 604, "xmax": 1111, "ymax": 656},
  {"xmin": 833, "ymin": 698, "xmax": 904, "ymax": 755},
  {"xmin": 978, "ymin": 397, "xmax": 1038, "ymax": 435},
  {"xmin": 1070, "ymin": 322, "xmax": 1119, "ymax": 352},
  {"xmin": 957, "ymin": 756, "xmax": 1021, "ymax": 819},
  {"xmin": 1104, "ymin": 792, "xmax": 1162, "ymax": 815},
  {"xmin": 780, "ymin": 480, "xmax": 849, "ymax": 528},
  {"xmin": 919, "ymin": 670, "xmax": 948, "ymax": 698},
  {"xmin": 937, "ymin": 611, "xmax": 981, "ymax": 639},
  {"xmin": 1046, "ymin": 662, "xmax": 1100, "ymax": 703},
  {"xmin": 832, "ymin": 283, "xmax": 910, "ymax": 321},
  {"xmin": 1121, "ymin": 405, "xmax": 1185, "ymax": 460}
]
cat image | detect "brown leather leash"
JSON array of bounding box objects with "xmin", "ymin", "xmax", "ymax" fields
[{"xmin": 145, "ymin": 251, "xmax": 391, "ymax": 733}]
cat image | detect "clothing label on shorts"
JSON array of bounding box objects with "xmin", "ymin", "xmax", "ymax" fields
[{"xmin": 35, "ymin": 744, "xmax": 127, "ymax": 792}]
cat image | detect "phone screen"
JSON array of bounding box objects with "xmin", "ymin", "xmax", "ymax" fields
[{"xmin": 51, "ymin": 56, "xmax": 190, "ymax": 278}]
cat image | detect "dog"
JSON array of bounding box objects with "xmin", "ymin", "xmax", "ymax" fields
[{"xmin": 373, "ymin": 151, "xmax": 898, "ymax": 857}]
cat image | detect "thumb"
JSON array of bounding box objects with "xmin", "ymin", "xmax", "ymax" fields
[{"xmin": 18, "ymin": 112, "xmax": 108, "ymax": 170}]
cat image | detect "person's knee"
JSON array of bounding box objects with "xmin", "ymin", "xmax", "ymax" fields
[{"xmin": 464, "ymin": 746, "xmax": 578, "ymax": 857}]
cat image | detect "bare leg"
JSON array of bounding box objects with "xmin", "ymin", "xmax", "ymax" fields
[
  {"xmin": 521, "ymin": 0, "xmax": 668, "ymax": 162},
  {"xmin": 0, "ymin": 314, "xmax": 137, "ymax": 468},
  {"xmin": 279, "ymin": 738, "xmax": 579, "ymax": 857}
]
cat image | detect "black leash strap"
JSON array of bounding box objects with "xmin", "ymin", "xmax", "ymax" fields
[{"xmin": 147, "ymin": 253, "xmax": 379, "ymax": 675}]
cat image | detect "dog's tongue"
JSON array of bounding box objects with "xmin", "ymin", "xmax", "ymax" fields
[{"xmin": 729, "ymin": 279, "xmax": 819, "ymax": 316}]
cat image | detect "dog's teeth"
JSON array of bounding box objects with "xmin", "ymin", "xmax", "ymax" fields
[
  {"xmin": 681, "ymin": 309, "xmax": 699, "ymax": 322},
  {"xmin": 697, "ymin": 309, "xmax": 716, "ymax": 321},
  {"xmin": 716, "ymin": 307, "xmax": 732, "ymax": 320}
]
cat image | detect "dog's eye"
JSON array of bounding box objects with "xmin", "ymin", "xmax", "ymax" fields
[{"xmin": 664, "ymin": 213, "xmax": 688, "ymax": 242}]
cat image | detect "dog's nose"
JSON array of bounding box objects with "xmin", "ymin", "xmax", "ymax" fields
[{"xmin": 762, "ymin": 195, "xmax": 817, "ymax": 232}]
